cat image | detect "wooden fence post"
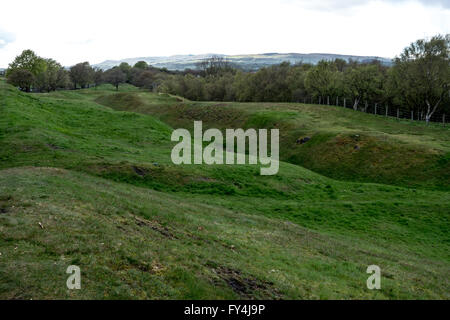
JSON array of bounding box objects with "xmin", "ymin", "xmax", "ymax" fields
[
  {"xmin": 327, "ymin": 96, "xmax": 330, "ymax": 105},
  {"xmin": 344, "ymin": 98, "xmax": 346, "ymax": 108},
  {"xmin": 385, "ymin": 105, "xmax": 388, "ymax": 117},
  {"xmin": 336, "ymin": 96, "xmax": 339, "ymax": 106},
  {"xmin": 397, "ymin": 108, "xmax": 399, "ymax": 119},
  {"xmin": 443, "ymin": 114, "xmax": 446, "ymax": 126},
  {"xmin": 375, "ymin": 103, "xmax": 377, "ymax": 115},
  {"xmin": 411, "ymin": 110, "xmax": 413, "ymax": 121}
]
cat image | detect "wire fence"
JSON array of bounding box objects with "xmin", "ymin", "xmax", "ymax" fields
[{"xmin": 301, "ymin": 96, "xmax": 447, "ymax": 126}]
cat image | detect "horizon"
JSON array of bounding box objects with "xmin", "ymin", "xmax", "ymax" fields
[
  {"xmin": 1, "ymin": 0, "xmax": 449, "ymax": 68},
  {"xmin": 0, "ymin": 50, "xmax": 395, "ymax": 70},
  {"xmin": 97, "ymin": 51, "xmax": 394, "ymax": 61},
  {"xmin": 1, "ymin": 51, "xmax": 394, "ymax": 68}
]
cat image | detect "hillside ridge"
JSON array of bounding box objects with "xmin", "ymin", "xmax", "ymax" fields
[{"xmin": 93, "ymin": 52, "xmax": 392, "ymax": 70}]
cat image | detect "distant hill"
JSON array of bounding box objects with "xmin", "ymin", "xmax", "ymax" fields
[{"xmin": 94, "ymin": 53, "xmax": 392, "ymax": 71}]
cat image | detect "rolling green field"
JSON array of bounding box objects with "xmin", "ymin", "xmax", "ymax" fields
[{"xmin": 0, "ymin": 79, "xmax": 449, "ymax": 299}]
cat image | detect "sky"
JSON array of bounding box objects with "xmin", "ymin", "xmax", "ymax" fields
[{"xmin": 0, "ymin": 0, "xmax": 449, "ymax": 67}]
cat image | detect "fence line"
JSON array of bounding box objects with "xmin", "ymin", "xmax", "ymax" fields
[{"xmin": 303, "ymin": 96, "xmax": 447, "ymax": 126}]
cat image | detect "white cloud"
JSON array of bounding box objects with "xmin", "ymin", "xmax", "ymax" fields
[
  {"xmin": 0, "ymin": 0, "xmax": 448, "ymax": 67},
  {"xmin": 0, "ymin": 29, "xmax": 15, "ymax": 49}
]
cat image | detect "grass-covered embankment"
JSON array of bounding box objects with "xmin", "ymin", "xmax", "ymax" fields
[{"xmin": 0, "ymin": 80, "xmax": 449, "ymax": 299}]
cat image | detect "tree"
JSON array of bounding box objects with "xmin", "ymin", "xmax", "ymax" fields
[
  {"xmin": 93, "ymin": 68, "xmax": 104, "ymax": 87},
  {"xmin": 104, "ymin": 67, "xmax": 126, "ymax": 90},
  {"xmin": 34, "ymin": 59, "xmax": 64, "ymax": 92},
  {"xmin": 135, "ymin": 70, "xmax": 156, "ymax": 90},
  {"xmin": 69, "ymin": 62, "xmax": 94, "ymax": 89},
  {"xmin": 333, "ymin": 58, "xmax": 348, "ymax": 72},
  {"xmin": 344, "ymin": 64, "xmax": 384, "ymax": 110},
  {"xmin": 6, "ymin": 49, "xmax": 46, "ymax": 91},
  {"xmin": 134, "ymin": 61, "xmax": 149, "ymax": 69},
  {"xmin": 304, "ymin": 61, "xmax": 340, "ymax": 101},
  {"xmin": 389, "ymin": 34, "xmax": 450, "ymax": 123},
  {"xmin": 118, "ymin": 62, "xmax": 132, "ymax": 82},
  {"xmin": 128, "ymin": 67, "xmax": 144, "ymax": 86},
  {"xmin": 6, "ymin": 49, "xmax": 46, "ymax": 78},
  {"xmin": 56, "ymin": 68, "xmax": 71, "ymax": 89},
  {"xmin": 287, "ymin": 63, "xmax": 312, "ymax": 102},
  {"xmin": 6, "ymin": 50, "xmax": 68, "ymax": 92},
  {"xmin": 196, "ymin": 56, "xmax": 234, "ymax": 77},
  {"xmin": 6, "ymin": 69, "xmax": 34, "ymax": 92}
]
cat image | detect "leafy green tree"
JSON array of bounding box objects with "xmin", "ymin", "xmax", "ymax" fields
[
  {"xmin": 93, "ymin": 68, "xmax": 104, "ymax": 87},
  {"xmin": 6, "ymin": 49, "xmax": 46, "ymax": 78},
  {"xmin": 134, "ymin": 61, "xmax": 149, "ymax": 69},
  {"xmin": 119, "ymin": 62, "xmax": 131, "ymax": 72},
  {"xmin": 6, "ymin": 69, "xmax": 34, "ymax": 92},
  {"xmin": 69, "ymin": 62, "xmax": 94, "ymax": 89},
  {"xmin": 333, "ymin": 58, "xmax": 348, "ymax": 72},
  {"xmin": 34, "ymin": 59, "xmax": 64, "ymax": 92},
  {"xmin": 118, "ymin": 62, "xmax": 132, "ymax": 82},
  {"xmin": 134, "ymin": 70, "xmax": 156, "ymax": 90},
  {"xmin": 344, "ymin": 64, "xmax": 384, "ymax": 110},
  {"xmin": 205, "ymin": 73, "xmax": 235, "ymax": 101},
  {"xmin": 286, "ymin": 63, "xmax": 311, "ymax": 102},
  {"xmin": 232, "ymin": 70, "xmax": 253, "ymax": 102},
  {"xmin": 56, "ymin": 68, "xmax": 71, "ymax": 89},
  {"xmin": 389, "ymin": 34, "xmax": 449, "ymax": 123},
  {"xmin": 104, "ymin": 67, "xmax": 126, "ymax": 91},
  {"xmin": 6, "ymin": 50, "xmax": 68, "ymax": 92},
  {"xmin": 304, "ymin": 61, "xmax": 340, "ymax": 101}
]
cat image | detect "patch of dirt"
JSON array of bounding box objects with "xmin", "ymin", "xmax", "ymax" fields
[
  {"xmin": 209, "ymin": 264, "xmax": 280, "ymax": 299},
  {"xmin": 134, "ymin": 216, "xmax": 177, "ymax": 239},
  {"xmin": 194, "ymin": 176, "xmax": 218, "ymax": 182},
  {"xmin": 180, "ymin": 106, "xmax": 248, "ymax": 126},
  {"xmin": 21, "ymin": 145, "xmax": 36, "ymax": 152},
  {"xmin": 132, "ymin": 166, "xmax": 148, "ymax": 177},
  {"xmin": 296, "ymin": 136, "xmax": 311, "ymax": 144},
  {"xmin": 0, "ymin": 195, "xmax": 13, "ymax": 214},
  {"xmin": 47, "ymin": 143, "xmax": 63, "ymax": 150}
]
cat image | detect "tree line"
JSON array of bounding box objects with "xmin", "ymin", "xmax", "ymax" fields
[
  {"xmin": 5, "ymin": 34, "xmax": 449, "ymax": 123},
  {"xmin": 5, "ymin": 50, "xmax": 174, "ymax": 93},
  {"xmin": 159, "ymin": 34, "xmax": 449, "ymax": 123}
]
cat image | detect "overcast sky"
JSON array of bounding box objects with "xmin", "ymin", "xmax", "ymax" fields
[{"xmin": 0, "ymin": 0, "xmax": 449, "ymax": 67}]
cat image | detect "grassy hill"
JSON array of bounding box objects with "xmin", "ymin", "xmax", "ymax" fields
[
  {"xmin": 0, "ymin": 79, "xmax": 449, "ymax": 299},
  {"xmin": 95, "ymin": 91, "xmax": 450, "ymax": 191}
]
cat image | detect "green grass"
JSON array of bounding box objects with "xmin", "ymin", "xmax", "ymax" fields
[
  {"xmin": 97, "ymin": 92, "xmax": 449, "ymax": 190},
  {"xmin": 0, "ymin": 80, "xmax": 449, "ymax": 299}
]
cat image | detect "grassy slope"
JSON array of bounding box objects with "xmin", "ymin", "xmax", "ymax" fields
[
  {"xmin": 95, "ymin": 91, "xmax": 450, "ymax": 190},
  {"xmin": 0, "ymin": 80, "xmax": 449, "ymax": 299}
]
